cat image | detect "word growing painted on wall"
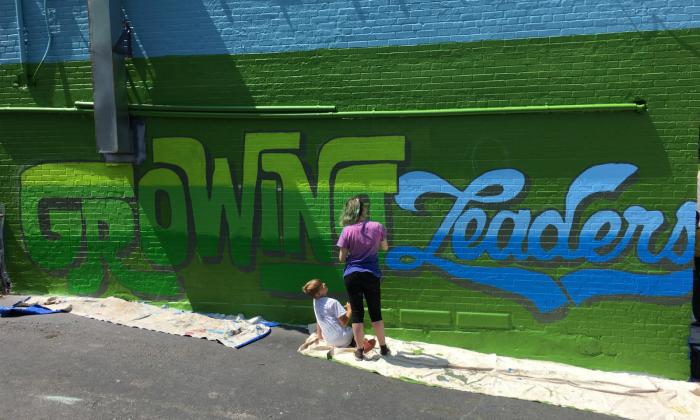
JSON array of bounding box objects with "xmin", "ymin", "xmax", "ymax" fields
[
  {"xmin": 19, "ymin": 133, "xmax": 405, "ymax": 296},
  {"xmin": 386, "ymin": 164, "xmax": 694, "ymax": 313}
]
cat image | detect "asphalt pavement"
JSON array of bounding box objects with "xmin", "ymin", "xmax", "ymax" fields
[{"xmin": 0, "ymin": 295, "xmax": 617, "ymax": 419}]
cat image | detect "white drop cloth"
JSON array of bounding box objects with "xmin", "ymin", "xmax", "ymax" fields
[
  {"xmin": 25, "ymin": 296, "xmax": 271, "ymax": 349},
  {"xmin": 299, "ymin": 334, "xmax": 700, "ymax": 420}
]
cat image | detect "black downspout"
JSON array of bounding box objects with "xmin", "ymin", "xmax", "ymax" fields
[
  {"xmin": 0, "ymin": 204, "xmax": 11, "ymax": 295},
  {"xmin": 87, "ymin": 0, "xmax": 144, "ymax": 163}
]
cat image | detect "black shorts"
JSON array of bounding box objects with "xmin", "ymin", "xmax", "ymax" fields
[{"xmin": 344, "ymin": 271, "xmax": 382, "ymax": 323}]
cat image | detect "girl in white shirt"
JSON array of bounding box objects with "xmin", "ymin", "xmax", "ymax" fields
[{"xmin": 303, "ymin": 279, "xmax": 375, "ymax": 351}]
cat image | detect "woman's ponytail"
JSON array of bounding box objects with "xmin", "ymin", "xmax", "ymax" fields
[{"xmin": 341, "ymin": 196, "xmax": 363, "ymax": 226}]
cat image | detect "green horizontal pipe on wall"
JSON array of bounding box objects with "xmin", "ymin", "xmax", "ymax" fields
[
  {"xmin": 0, "ymin": 103, "xmax": 646, "ymax": 118},
  {"xmin": 74, "ymin": 101, "xmax": 338, "ymax": 113},
  {"xmin": 0, "ymin": 107, "xmax": 92, "ymax": 114}
]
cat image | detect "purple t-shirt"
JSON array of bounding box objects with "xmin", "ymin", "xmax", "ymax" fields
[{"xmin": 336, "ymin": 221, "xmax": 386, "ymax": 278}]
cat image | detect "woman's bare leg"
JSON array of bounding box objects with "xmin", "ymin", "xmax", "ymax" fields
[
  {"xmin": 352, "ymin": 322, "xmax": 365, "ymax": 350},
  {"xmin": 371, "ymin": 320, "xmax": 386, "ymax": 346}
]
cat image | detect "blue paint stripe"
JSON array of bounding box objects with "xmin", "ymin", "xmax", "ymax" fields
[
  {"xmin": 386, "ymin": 246, "xmax": 570, "ymax": 313},
  {"xmin": 561, "ymin": 269, "xmax": 693, "ymax": 306},
  {"xmin": 386, "ymin": 246, "xmax": 692, "ymax": 313},
  {"xmin": 2, "ymin": 0, "xmax": 700, "ymax": 64}
]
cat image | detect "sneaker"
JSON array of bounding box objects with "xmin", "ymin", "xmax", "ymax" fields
[
  {"xmin": 380, "ymin": 344, "xmax": 391, "ymax": 356},
  {"xmin": 363, "ymin": 338, "xmax": 376, "ymax": 353},
  {"xmin": 354, "ymin": 348, "xmax": 364, "ymax": 361}
]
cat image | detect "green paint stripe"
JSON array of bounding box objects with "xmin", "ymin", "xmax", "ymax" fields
[
  {"xmin": 456, "ymin": 312, "xmax": 513, "ymax": 330},
  {"xmin": 400, "ymin": 309, "xmax": 452, "ymax": 328},
  {"xmin": 260, "ymin": 263, "xmax": 343, "ymax": 295}
]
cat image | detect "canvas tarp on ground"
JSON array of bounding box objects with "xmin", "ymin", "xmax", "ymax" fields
[
  {"xmin": 20, "ymin": 296, "xmax": 271, "ymax": 349},
  {"xmin": 299, "ymin": 333, "xmax": 700, "ymax": 420}
]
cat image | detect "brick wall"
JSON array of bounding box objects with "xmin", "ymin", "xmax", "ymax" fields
[{"xmin": 0, "ymin": 2, "xmax": 698, "ymax": 379}]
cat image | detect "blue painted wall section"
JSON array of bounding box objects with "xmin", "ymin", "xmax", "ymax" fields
[
  {"xmin": 2, "ymin": 0, "xmax": 700, "ymax": 64},
  {"xmin": 0, "ymin": 0, "xmax": 21, "ymax": 62}
]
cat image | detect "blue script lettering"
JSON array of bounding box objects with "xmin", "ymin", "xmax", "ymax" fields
[{"xmin": 386, "ymin": 163, "xmax": 694, "ymax": 313}]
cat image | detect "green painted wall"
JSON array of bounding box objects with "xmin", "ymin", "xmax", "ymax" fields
[{"xmin": 1, "ymin": 30, "xmax": 698, "ymax": 379}]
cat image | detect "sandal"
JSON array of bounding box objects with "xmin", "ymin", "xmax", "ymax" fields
[{"xmin": 363, "ymin": 338, "xmax": 376, "ymax": 353}]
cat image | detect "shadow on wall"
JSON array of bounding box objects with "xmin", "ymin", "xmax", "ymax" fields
[
  {"xmin": 17, "ymin": 0, "xmax": 255, "ymax": 107},
  {"xmin": 123, "ymin": 1, "xmax": 253, "ymax": 106},
  {"xmin": 270, "ymin": 0, "xmax": 303, "ymax": 28},
  {"xmin": 23, "ymin": 0, "xmax": 86, "ymax": 106},
  {"xmin": 24, "ymin": 61, "xmax": 78, "ymax": 107}
]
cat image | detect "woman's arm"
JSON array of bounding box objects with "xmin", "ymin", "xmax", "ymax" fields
[
  {"xmin": 339, "ymin": 247, "xmax": 349, "ymax": 262},
  {"xmin": 316, "ymin": 323, "xmax": 323, "ymax": 340}
]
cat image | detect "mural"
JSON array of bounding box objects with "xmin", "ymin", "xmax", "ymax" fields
[{"xmin": 19, "ymin": 133, "xmax": 693, "ymax": 315}]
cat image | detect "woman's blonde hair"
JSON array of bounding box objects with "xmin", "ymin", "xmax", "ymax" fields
[
  {"xmin": 341, "ymin": 196, "xmax": 365, "ymax": 226},
  {"xmin": 302, "ymin": 279, "xmax": 323, "ymax": 297}
]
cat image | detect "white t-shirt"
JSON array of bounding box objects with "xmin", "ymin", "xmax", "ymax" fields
[{"xmin": 313, "ymin": 297, "xmax": 353, "ymax": 347}]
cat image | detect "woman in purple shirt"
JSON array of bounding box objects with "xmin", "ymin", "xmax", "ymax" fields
[{"xmin": 337, "ymin": 196, "xmax": 390, "ymax": 360}]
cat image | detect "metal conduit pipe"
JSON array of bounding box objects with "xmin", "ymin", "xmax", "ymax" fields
[
  {"xmin": 13, "ymin": 0, "xmax": 27, "ymax": 83},
  {"xmin": 0, "ymin": 103, "xmax": 646, "ymax": 117},
  {"xmin": 30, "ymin": 0, "xmax": 53, "ymax": 84}
]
